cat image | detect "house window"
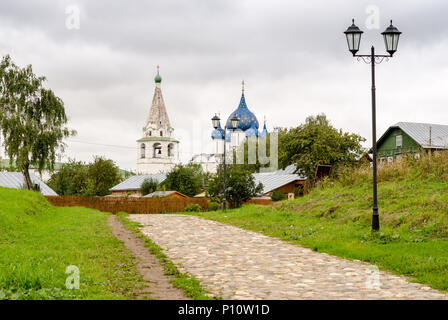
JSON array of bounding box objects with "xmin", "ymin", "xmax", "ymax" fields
[
  {"xmin": 160, "ymin": 131, "xmax": 163, "ymax": 137},
  {"xmin": 396, "ymin": 135, "xmax": 402, "ymax": 147}
]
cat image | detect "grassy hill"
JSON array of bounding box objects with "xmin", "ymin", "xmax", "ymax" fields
[
  {"xmin": 197, "ymin": 153, "xmax": 448, "ymax": 291},
  {"xmin": 0, "ymin": 187, "xmax": 145, "ymax": 299}
]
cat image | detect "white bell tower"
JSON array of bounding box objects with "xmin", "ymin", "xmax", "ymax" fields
[{"xmin": 136, "ymin": 66, "xmax": 179, "ymax": 174}]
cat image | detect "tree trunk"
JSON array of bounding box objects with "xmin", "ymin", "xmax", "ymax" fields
[{"xmin": 22, "ymin": 164, "xmax": 33, "ymax": 190}]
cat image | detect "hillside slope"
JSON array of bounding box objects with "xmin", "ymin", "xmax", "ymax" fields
[
  {"xmin": 197, "ymin": 153, "xmax": 448, "ymax": 291},
  {"xmin": 0, "ymin": 187, "xmax": 144, "ymax": 299}
]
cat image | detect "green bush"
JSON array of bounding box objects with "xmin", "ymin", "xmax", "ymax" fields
[
  {"xmin": 271, "ymin": 191, "xmax": 287, "ymax": 202},
  {"xmin": 208, "ymin": 201, "xmax": 220, "ymax": 211},
  {"xmin": 185, "ymin": 204, "xmax": 202, "ymax": 212}
]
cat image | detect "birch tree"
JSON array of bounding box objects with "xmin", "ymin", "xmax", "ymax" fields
[{"xmin": 0, "ymin": 55, "xmax": 75, "ymax": 190}]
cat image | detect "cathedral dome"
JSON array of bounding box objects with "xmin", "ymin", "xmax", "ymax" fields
[
  {"xmin": 211, "ymin": 122, "xmax": 225, "ymax": 140},
  {"xmin": 226, "ymin": 92, "xmax": 259, "ymax": 131}
]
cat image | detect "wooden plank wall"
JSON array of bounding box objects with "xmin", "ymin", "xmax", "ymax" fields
[{"xmin": 45, "ymin": 196, "xmax": 209, "ymax": 214}]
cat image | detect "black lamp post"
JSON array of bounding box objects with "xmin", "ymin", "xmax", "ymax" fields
[
  {"xmin": 211, "ymin": 114, "xmax": 240, "ymax": 211},
  {"xmin": 344, "ymin": 19, "xmax": 401, "ymax": 231}
]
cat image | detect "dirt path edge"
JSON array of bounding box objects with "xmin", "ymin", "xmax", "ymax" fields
[{"xmin": 107, "ymin": 215, "xmax": 188, "ymax": 300}]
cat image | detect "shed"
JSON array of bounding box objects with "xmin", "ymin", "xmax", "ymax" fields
[
  {"xmin": 253, "ymin": 171, "xmax": 306, "ymax": 197},
  {"xmin": 0, "ymin": 172, "xmax": 58, "ymax": 196}
]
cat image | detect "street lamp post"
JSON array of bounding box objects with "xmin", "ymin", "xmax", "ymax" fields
[
  {"xmin": 212, "ymin": 114, "xmax": 240, "ymax": 211},
  {"xmin": 344, "ymin": 19, "xmax": 402, "ymax": 231}
]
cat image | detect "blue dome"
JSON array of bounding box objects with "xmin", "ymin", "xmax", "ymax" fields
[
  {"xmin": 245, "ymin": 122, "xmax": 259, "ymax": 138},
  {"xmin": 225, "ymin": 132, "xmax": 231, "ymax": 142},
  {"xmin": 226, "ymin": 93, "xmax": 259, "ymax": 131},
  {"xmin": 211, "ymin": 122, "xmax": 225, "ymax": 140},
  {"xmin": 259, "ymin": 122, "xmax": 268, "ymax": 138}
]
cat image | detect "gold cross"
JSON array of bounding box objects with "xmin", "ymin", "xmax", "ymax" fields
[{"xmin": 242, "ymin": 80, "xmax": 245, "ymax": 92}]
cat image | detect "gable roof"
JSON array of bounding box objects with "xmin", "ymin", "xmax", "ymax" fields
[
  {"xmin": 378, "ymin": 122, "xmax": 448, "ymax": 150},
  {"xmin": 0, "ymin": 172, "xmax": 57, "ymax": 196},
  {"xmin": 143, "ymin": 190, "xmax": 188, "ymax": 198},
  {"xmin": 110, "ymin": 173, "xmax": 167, "ymax": 191}
]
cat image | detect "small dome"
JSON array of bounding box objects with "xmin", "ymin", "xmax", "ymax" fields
[
  {"xmin": 154, "ymin": 66, "xmax": 162, "ymax": 83},
  {"xmin": 245, "ymin": 122, "xmax": 259, "ymax": 138},
  {"xmin": 226, "ymin": 93, "xmax": 259, "ymax": 131},
  {"xmin": 211, "ymin": 122, "xmax": 225, "ymax": 140},
  {"xmin": 226, "ymin": 132, "xmax": 231, "ymax": 142},
  {"xmin": 259, "ymin": 122, "xmax": 268, "ymax": 138}
]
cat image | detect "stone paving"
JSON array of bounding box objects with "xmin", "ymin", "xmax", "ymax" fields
[{"xmin": 129, "ymin": 214, "xmax": 448, "ymax": 300}]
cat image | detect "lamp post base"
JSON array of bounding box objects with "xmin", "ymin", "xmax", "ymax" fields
[{"xmin": 372, "ymin": 209, "xmax": 380, "ymax": 231}]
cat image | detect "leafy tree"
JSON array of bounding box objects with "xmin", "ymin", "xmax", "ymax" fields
[
  {"xmin": 0, "ymin": 55, "xmax": 75, "ymax": 190},
  {"xmin": 47, "ymin": 159, "xmax": 89, "ymax": 195},
  {"xmin": 86, "ymin": 156, "xmax": 122, "ymax": 196},
  {"xmin": 161, "ymin": 163, "xmax": 203, "ymax": 197},
  {"xmin": 47, "ymin": 156, "xmax": 122, "ymax": 196},
  {"xmin": 140, "ymin": 178, "xmax": 158, "ymax": 196},
  {"xmin": 278, "ymin": 114, "xmax": 365, "ymax": 185},
  {"xmin": 207, "ymin": 165, "xmax": 263, "ymax": 208}
]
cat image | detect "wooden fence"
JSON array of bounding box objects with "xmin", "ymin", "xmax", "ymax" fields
[
  {"xmin": 244, "ymin": 198, "xmax": 272, "ymax": 206},
  {"xmin": 45, "ymin": 196, "xmax": 209, "ymax": 214}
]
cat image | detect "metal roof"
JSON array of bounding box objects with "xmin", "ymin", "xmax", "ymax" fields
[
  {"xmin": 388, "ymin": 122, "xmax": 448, "ymax": 149},
  {"xmin": 0, "ymin": 172, "xmax": 57, "ymax": 196},
  {"xmin": 110, "ymin": 173, "xmax": 167, "ymax": 191},
  {"xmin": 262, "ymin": 164, "xmax": 306, "ymax": 178},
  {"xmin": 253, "ymin": 172, "xmax": 304, "ymax": 195},
  {"xmin": 143, "ymin": 190, "xmax": 187, "ymax": 198},
  {"xmin": 275, "ymin": 164, "xmax": 301, "ymax": 175}
]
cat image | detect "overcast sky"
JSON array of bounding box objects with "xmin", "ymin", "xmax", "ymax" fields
[{"xmin": 1, "ymin": 0, "xmax": 448, "ymax": 171}]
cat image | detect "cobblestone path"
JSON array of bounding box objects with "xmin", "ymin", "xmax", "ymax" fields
[{"xmin": 129, "ymin": 214, "xmax": 447, "ymax": 300}]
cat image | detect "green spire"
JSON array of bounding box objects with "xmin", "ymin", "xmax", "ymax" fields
[{"xmin": 154, "ymin": 65, "xmax": 162, "ymax": 83}]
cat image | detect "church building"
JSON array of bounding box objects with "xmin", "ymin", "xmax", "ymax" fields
[
  {"xmin": 191, "ymin": 81, "xmax": 268, "ymax": 173},
  {"xmin": 136, "ymin": 67, "xmax": 179, "ymax": 174}
]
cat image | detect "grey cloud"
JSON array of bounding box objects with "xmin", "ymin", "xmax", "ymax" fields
[{"xmin": 1, "ymin": 0, "xmax": 448, "ymax": 169}]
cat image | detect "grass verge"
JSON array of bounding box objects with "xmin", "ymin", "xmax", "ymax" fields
[
  {"xmin": 0, "ymin": 187, "xmax": 147, "ymax": 300},
  {"xmin": 115, "ymin": 212, "xmax": 217, "ymax": 300}
]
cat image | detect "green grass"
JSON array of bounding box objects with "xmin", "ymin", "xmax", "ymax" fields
[
  {"xmin": 116, "ymin": 212, "xmax": 218, "ymax": 300},
  {"xmin": 193, "ymin": 154, "xmax": 448, "ymax": 292},
  {"xmin": 0, "ymin": 187, "xmax": 146, "ymax": 300}
]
